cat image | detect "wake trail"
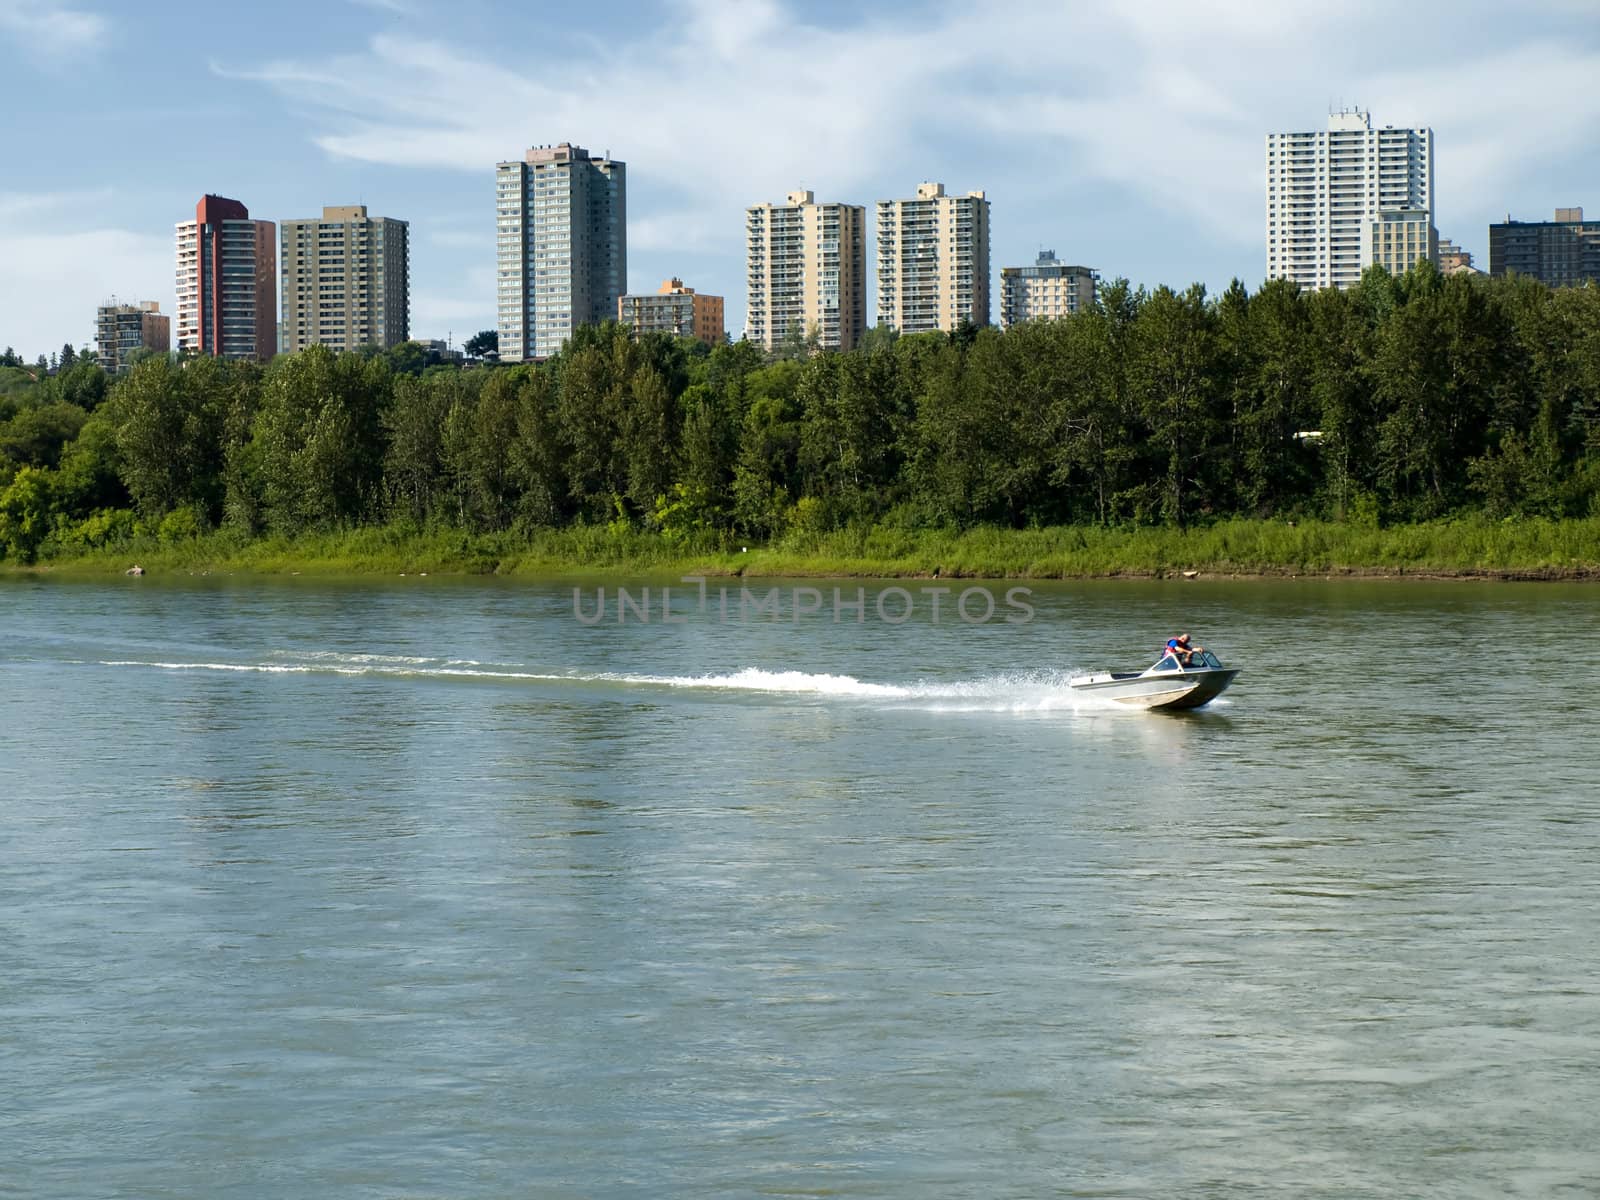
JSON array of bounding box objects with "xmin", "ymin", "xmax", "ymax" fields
[{"xmin": 96, "ymin": 657, "xmax": 1126, "ymax": 713}]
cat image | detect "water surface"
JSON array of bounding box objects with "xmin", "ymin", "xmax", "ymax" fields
[{"xmin": 2, "ymin": 576, "xmax": 1597, "ymax": 1197}]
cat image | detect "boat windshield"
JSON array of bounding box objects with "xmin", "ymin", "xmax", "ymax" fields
[{"xmin": 1151, "ymin": 650, "xmax": 1223, "ymax": 672}]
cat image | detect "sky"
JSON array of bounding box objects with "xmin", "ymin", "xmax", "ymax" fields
[{"xmin": 3, "ymin": 0, "xmax": 1600, "ymax": 362}]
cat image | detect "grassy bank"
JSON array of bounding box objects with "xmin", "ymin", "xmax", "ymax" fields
[{"xmin": 6, "ymin": 516, "xmax": 1600, "ymax": 581}]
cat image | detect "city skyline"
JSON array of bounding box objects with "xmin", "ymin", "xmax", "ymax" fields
[{"xmin": 4, "ymin": 0, "xmax": 1600, "ymax": 359}]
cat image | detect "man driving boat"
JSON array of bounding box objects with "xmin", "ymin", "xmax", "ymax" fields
[{"xmin": 1164, "ymin": 633, "xmax": 1203, "ymax": 666}]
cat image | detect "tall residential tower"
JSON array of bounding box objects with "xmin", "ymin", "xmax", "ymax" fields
[
  {"xmin": 495, "ymin": 143, "xmax": 626, "ymax": 361},
  {"xmin": 876, "ymin": 182, "xmax": 990, "ymax": 333},
  {"xmin": 744, "ymin": 189, "xmax": 866, "ymax": 352},
  {"xmin": 1266, "ymin": 109, "xmax": 1434, "ymax": 290},
  {"xmin": 175, "ymin": 194, "xmax": 276, "ymax": 361},
  {"xmin": 279, "ymin": 205, "xmax": 409, "ymax": 353}
]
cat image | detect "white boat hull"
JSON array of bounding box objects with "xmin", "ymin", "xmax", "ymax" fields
[{"xmin": 1068, "ymin": 655, "xmax": 1239, "ymax": 711}]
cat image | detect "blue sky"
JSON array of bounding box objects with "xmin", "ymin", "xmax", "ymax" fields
[{"xmin": 3, "ymin": 0, "xmax": 1600, "ymax": 361}]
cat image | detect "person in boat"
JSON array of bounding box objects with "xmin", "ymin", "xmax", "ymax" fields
[{"xmin": 1164, "ymin": 633, "xmax": 1203, "ymax": 666}]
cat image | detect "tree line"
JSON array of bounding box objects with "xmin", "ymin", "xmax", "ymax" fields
[{"xmin": 3, "ymin": 262, "xmax": 1600, "ymax": 562}]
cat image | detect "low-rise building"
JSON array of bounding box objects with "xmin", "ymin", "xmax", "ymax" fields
[
  {"xmin": 618, "ymin": 278, "xmax": 724, "ymax": 347},
  {"xmin": 96, "ymin": 300, "xmax": 170, "ymax": 372},
  {"xmin": 1436, "ymin": 237, "xmax": 1476, "ymax": 274},
  {"xmin": 999, "ymin": 251, "xmax": 1097, "ymax": 327}
]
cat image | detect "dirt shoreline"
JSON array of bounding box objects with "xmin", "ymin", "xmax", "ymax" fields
[{"xmin": 7, "ymin": 561, "xmax": 1599, "ymax": 583}]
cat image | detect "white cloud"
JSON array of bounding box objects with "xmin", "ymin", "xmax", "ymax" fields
[
  {"xmin": 0, "ymin": 192, "xmax": 171, "ymax": 361},
  {"xmin": 411, "ymin": 265, "xmax": 495, "ymax": 336},
  {"xmin": 213, "ymin": 0, "xmax": 1600, "ymax": 320},
  {"xmin": 0, "ymin": 0, "xmax": 108, "ymax": 51}
]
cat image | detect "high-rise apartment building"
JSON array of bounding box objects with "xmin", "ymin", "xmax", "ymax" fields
[
  {"xmin": 279, "ymin": 205, "xmax": 409, "ymax": 353},
  {"xmin": 618, "ymin": 278, "xmax": 724, "ymax": 348},
  {"xmin": 1489, "ymin": 208, "xmax": 1600, "ymax": 287},
  {"xmin": 495, "ymin": 142, "xmax": 626, "ymax": 361},
  {"xmin": 876, "ymin": 182, "xmax": 991, "ymax": 333},
  {"xmin": 95, "ymin": 300, "xmax": 170, "ymax": 373},
  {"xmin": 175, "ymin": 194, "xmax": 276, "ymax": 361},
  {"xmin": 1266, "ymin": 109, "xmax": 1435, "ymax": 290},
  {"xmin": 745, "ymin": 189, "xmax": 866, "ymax": 352},
  {"xmin": 999, "ymin": 251, "xmax": 1097, "ymax": 327}
]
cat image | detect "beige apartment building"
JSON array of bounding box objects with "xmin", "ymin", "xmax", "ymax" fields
[
  {"xmin": 279, "ymin": 205, "xmax": 409, "ymax": 353},
  {"xmin": 999, "ymin": 251, "xmax": 1097, "ymax": 327},
  {"xmin": 618, "ymin": 278, "xmax": 724, "ymax": 348},
  {"xmin": 745, "ymin": 189, "xmax": 866, "ymax": 352},
  {"xmin": 1370, "ymin": 208, "xmax": 1438, "ymax": 278},
  {"xmin": 96, "ymin": 300, "xmax": 170, "ymax": 373},
  {"xmin": 876, "ymin": 182, "xmax": 990, "ymax": 333}
]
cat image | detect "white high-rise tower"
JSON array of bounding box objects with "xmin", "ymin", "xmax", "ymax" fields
[
  {"xmin": 495, "ymin": 143, "xmax": 626, "ymax": 362},
  {"xmin": 1266, "ymin": 109, "xmax": 1435, "ymax": 290}
]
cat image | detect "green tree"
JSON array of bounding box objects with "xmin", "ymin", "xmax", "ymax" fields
[
  {"xmin": 675, "ymin": 383, "xmax": 734, "ymax": 530},
  {"xmin": 1127, "ymin": 284, "xmax": 1218, "ymax": 527},
  {"xmin": 1042, "ymin": 286, "xmax": 1139, "ymax": 525},
  {"xmin": 455, "ymin": 371, "xmax": 521, "ymax": 531},
  {"xmin": 254, "ymin": 347, "xmax": 388, "ymax": 532},
  {"xmin": 507, "ymin": 369, "xmax": 566, "ymax": 527},
  {"xmin": 0, "ymin": 465, "xmax": 56, "ymax": 562},
  {"xmin": 1372, "ymin": 265, "xmax": 1508, "ymax": 517},
  {"xmin": 114, "ymin": 355, "xmax": 229, "ymax": 519},
  {"xmin": 0, "ymin": 402, "xmax": 88, "ymax": 470},
  {"xmin": 386, "ymin": 341, "xmax": 428, "ymax": 378},
  {"xmin": 623, "ymin": 367, "xmax": 677, "ymax": 517},
  {"xmin": 383, "ymin": 374, "xmax": 451, "ymax": 524}
]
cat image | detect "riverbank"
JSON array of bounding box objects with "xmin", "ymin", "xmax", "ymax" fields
[{"xmin": 5, "ymin": 516, "xmax": 1599, "ymax": 581}]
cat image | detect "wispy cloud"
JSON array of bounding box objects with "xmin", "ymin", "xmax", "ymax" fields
[
  {"xmin": 0, "ymin": 0, "xmax": 109, "ymax": 51},
  {"xmin": 208, "ymin": 0, "xmax": 1600, "ymax": 330},
  {"xmin": 0, "ymin": 191, "xmax": 170, "ymax": 360},
  {"xmin": 222, "ymin": 0, "xmax": 1600, "ymax": 246},
  {"xmin": 411, "ymin": 265, "xmax": 496, "ymax": 334}
]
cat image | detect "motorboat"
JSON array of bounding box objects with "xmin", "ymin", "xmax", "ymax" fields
[{"xmin": 1068, "ymin": 649, "xmax": 1239, "ymax": 711}]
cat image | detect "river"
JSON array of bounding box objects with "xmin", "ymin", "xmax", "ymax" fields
[{"xmin": 2, "ymin": 575, "xmax": 1597, "ymax": 1197}]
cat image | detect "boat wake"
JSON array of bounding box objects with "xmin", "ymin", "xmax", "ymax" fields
[
  {"xmin": 95, "ymin": 656, "xmax": 1161, "ymax": 714},
  {"xmin": 629, "ymin": 666, "xmax": 1101, "ymax": 713}
]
